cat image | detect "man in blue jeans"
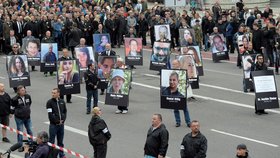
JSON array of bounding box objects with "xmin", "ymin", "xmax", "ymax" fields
[
  {"xmin": 84, "ymin": 62, "xmax": 100, "ymax": 114},
  {"xmin": 46, "ymin": 88, "xmax": 67, "ymax": 158},
  {"xmin": 171, "ymin": 59, "xmax": 191, "ymax": 127},
  {"xmin": 11, "ymin": 85, "xmax": 33, "ymax": 152}
]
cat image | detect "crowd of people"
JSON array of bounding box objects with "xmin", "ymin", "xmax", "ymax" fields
[{"xmin": 0, "ymin": 0, "xmax": 278, "ymax": 157}]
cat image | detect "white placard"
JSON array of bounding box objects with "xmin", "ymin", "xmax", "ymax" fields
[{"xmin": 254, "ymin": 76, "xmax": 276, "ymax": 93}]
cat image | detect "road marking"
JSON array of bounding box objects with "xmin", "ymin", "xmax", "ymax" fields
[
  {"xmin": 211, "ymin": 129, "xmax": 279, "ymax": 148},
  {"xmin": 72, "ymin": 94, "xmax": 105, "ymax": 104},
  {"xmin": 203, "ymin": 69, "xmax": 243, "ymax": 76},
  {"xmin": 44, "ymin": 122, "xmax": 88, "ymax": 136},
  {"xmin": 131, "ymin": 81, "xmax": 280, "ymax": 114},
  {"xmin": 143, "ymin": 74, "xmax": 253, "ymax": 96},
  {"xmin": 0, "ymin": 76, "xmax": 5, "ymax": 79}
]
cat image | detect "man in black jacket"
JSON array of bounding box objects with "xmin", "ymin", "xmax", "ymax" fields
[
  {"xmin": 144, "ymin": 114, "xmax": 169, "ymax": 158},
  {"xmin": 180, "ymin": 120, "xmax": 207, "ymax": 158},
  {"xmin": 0, "ymin": 83, "xmax": 11, "ymax": 142},
  {"xmin": 11, "ymin": 85, "xmax": 33, "ymax": 151},
  {"xmin": 84, "ymin": 63, "xmax": 100, "ymax": 114},
  {"xmin": 252, "ymin": 23, "xmax": 263, "ymax": 54},
  {"xmin": 46, "ymin": 88, "xmax": 67, "ymax": 158},
  {"xmin": 88, "ymin": 107, "xmax": 111, "ymax": 158}
]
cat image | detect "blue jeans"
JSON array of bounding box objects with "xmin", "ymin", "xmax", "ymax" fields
[
  {"xmin": 49, "ymin": 124, "xmax": 65, "ymax": 158},
  {"xmin": 15, "ymin": 117, "xmax": 33, "ymax": 145},
  {"xmin": 86, "ymin": 89, "xmax": 98, "ymax": 111},
  {"xmin": 174, "ymin": 107, "xmax": 191, "ymax": 125},
  {"xmin": 204, "ymin": 34, "xmax": 209, "ymax": 50}
]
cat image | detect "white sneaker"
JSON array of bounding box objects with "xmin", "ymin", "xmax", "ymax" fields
[
  {"xmin": 122, "ymin": 110, "xmax": 128, "ymax": 114},
  {"xmin": 115, "ymin": 110, "xmax": 122, "ymax": 114}
]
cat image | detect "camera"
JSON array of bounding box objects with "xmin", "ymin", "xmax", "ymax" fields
[{"xmin": 22, "ymin": 140, "xmax": 38, "ymax": 153}]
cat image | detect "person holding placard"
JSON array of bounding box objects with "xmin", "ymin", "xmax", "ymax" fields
[{"xmin": 252, "ymin": 54, "xmax": 268, "ymax": 115}]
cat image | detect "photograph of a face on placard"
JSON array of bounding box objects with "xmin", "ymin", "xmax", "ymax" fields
[
  {"xmin": 242, "ymin": 54, "xmax": 256, "ymax": 79},
  {"xmin": 151, "ymin": 42, "xmax": 170, "ymax": 63},
  {"xmin": 238, "ymin": 35, "xmax": 250, "ymax": 54},
  {"xmin": 181, "ymin": 46, "xmax": 202, "ymax": 66},
  {"xmin": 93, "ymin": 34, "xmax": 111, "ymax": 52},
  {"xmin": 7, "ymin": 55, "xmax": 29, "ymax": 78},
  {"xmin": 24, "ymin": 39, "xmax": 41, "ymax": 58},
  {"xmin": 97, "ymin": 56, "xmax": 117, "ymax": 79},
  {"xmin": 57, "ymin": 60, "xmax": 80, "ymax": 85},
  {"xmin": 41, "ymin": 43, "xmax": 58, "ymax": 63},
  {"xmin": 176, "ymin": 55, "xmax": 198, "ymax": 78},
  {"xmin": 210, "ymin": 34, "xmax": 227, "ymax": 53},
  {"xmin": 124, "ymin": 38, "xmax": 142, "ymax": 57},
  {"xmin": 179, "ymin": 29, "xmax": 196, "ymax": 46},
  {"xmin": 161, "ymin": 69, "xmax": 186, "ymax": 97},
  {"xmin": 154, "ymin": 25, "xmax": 171, "ymax": 42},
  {"xmin": 75, "ymin": 47, "xmax": 94, "ymax": 70},
  {"xmin": 106, "ymin": 69, "xmax": 131, "ymax": 95}
]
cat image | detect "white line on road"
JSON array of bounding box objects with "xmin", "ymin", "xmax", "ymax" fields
[
  {"xmin": 131, "ymin": 81, "xmax": 280, "ymax": 114},
  {"xmin": 143, "ymin": 74, "xmax": 253, "ymax": 96},
  {"xmin": 203, "ymin": 69, "xmax": 243, "ymax": 76},
  {"xmin": 72, "ymin": 94, "xmax": 105, "ymax": 104},
  {"xmin": 0, "ymin": 76, "xmax": 6, "ymax": 79},
  {"xmin": 211, "ymin": 129, "xmax": 279, "ymax": 147},
  {"xmin": 44, "ymin": 122, "xmax": 88, "ymax": 136}
]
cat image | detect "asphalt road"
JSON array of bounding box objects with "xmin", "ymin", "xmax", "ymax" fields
[{"xmin": 0, "ymin": 47, "xmax": 280, "ymax": 158}]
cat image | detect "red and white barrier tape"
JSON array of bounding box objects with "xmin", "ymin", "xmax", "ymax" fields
[{"xmin": 0, "ymin": 123, "xmax": 88, "ymax": 158}]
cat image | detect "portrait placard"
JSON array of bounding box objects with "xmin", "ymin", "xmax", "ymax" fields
[
  {"xmin": 149, "ymin": 42, "xmax": 170, "ymax": 71},
  {"xmin": 40, "ymin": 43, "xmax": 58, "ymax": 72},
  {"xmin": 6, "ymin": 55, "xmax": 31, "ymax": 88},
  {"xmin": 75, "ymin": 46, "xmax": 95, "ymax": 71},
  {"xmin": 24, "ymin": 39, "xmax": 41, "ymax": 66},
  {"xmin": 181, "ymin": 46, "xmax": 204, "ymax": 76},
  {"xmin": 209, "ymin": 34, "xmax": 229, "ymax": 61},
  {"xmin": 57, "ymin": 59, "xmax": 80, "ymax": 95},
  {"xmin": 124, "ymin": 38, "xmax": 143, "ymax": 65},
  {"xmin": 105, "ymin": 69, "xmax": 132, "ymax": 107},
  {"xmin": 179, "ymin": 29, "xmax": 196, "ymax": 46},
  {"xmin": 154, "ymin": 25, "xmax": 171, "ymax": 41},
  {"xmin": 252, "ymin": 70, "xmax": 279, "ymax": 110},
  {"xmin": 93, "ymin": 34, "xmax": 111, "ymax": 52},
  {"xmin": 160, "ymin": 69, "xmax": 186, "ymax": 110},
  {"xmin": 97, "ymin": 56, "xmax": 117, "ymax": 89}
]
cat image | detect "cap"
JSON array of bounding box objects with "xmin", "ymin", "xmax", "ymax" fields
[
  {"xmin": 237, "ymin": 144, "xmax": 247, "ymax": 150},
  {"xmin": 111, "ymin": 69, "xmax": 125, "ymax": 81}
]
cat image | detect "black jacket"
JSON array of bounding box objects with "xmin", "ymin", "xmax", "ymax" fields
[
  {"xmin": 0, "ymin": 92, "xmax": 12, "ymax": 116},
  {"xmin": 144, "ymin": 124, "xmax": 169, "ymax": 157},
  {"xmin": 11, "ymin": 94, "xmax": 32, "ymax": 119},
  {"xmin": 84, "ymin": 70, "xmax": 100, "ymax": 90},
  {"xmin": 252, "ymin": 29, "xmax": 263, "ymax": 52},
  {"xmin": 88, "ymin": 115, "xmax": 111, "ymax": 146},
  {"xmin": 100, "ymin": 50, "xmax": 116, "ymax": 56},
  {"xmin": 180, "ymin": 132, "xmax": 207, "ymax": 158},
  {"xmin": 46, "ymin": 98, "xmax": 67, "ymax": 125},
  {"xmin": 25, "ymin": 143, "xmax": 49, "ymax": 158}
]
